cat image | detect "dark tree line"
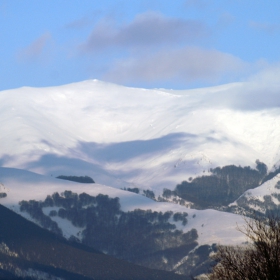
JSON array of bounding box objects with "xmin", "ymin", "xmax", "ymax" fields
[
  {"xmin": 168, "ymin": 161, "xmax": 269, "ymax": 208},
  {"xmin": 0, "ymin": 192, "xmax": 7, "ymax": 198},
  {"xmin": 19, "ymin": 191, "xmax": 197, "ymax": 273},
  {"xmin": 19, "ymin": 200, "xmax": 62, "ymax": 235},
  {"xmin": 56, "ymin": 175, "xmax": 95, "ymax": 184}
]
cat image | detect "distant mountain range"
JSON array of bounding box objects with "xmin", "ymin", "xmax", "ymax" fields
[{"xmin": 1, "ymin": 80, "xmax": 280, "ymax": 278}]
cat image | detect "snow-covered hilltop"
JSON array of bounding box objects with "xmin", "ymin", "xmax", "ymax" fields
[
  {"xmin": 1, "ymin": 79, "xmax": 280, "ymax": 277},
  {"xmin": 1, "ymin": 79, "xmax": 280, "ymax": 195}
]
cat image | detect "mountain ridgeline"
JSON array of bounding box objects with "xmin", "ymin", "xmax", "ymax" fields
[
  {"xmin": 19, "ymin": 191, "xmax": 215, "ymax": 277},
  {"xmin": 163, "ymin": 160, "xmax": 280, "ymax": 209},
  {"xmin": 3, "ymin": 80, "xmax": 280, "ymax": 278}
]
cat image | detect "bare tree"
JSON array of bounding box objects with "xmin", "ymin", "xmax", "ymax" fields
[{"xmin": 207, "ymin": 214, "xmax": 280, "ymax": 280}]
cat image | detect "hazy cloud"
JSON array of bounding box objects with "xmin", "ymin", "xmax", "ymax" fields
[
  {"xmin": 103, "ymin": 47, "xmax": 247, "ymax": 85},
  {"xmin": 201, "ymin": 64, "xmax": 280, "ymax": 111},
  {"xmin": 185, "ymin": 0, "xmax": 209, "ymax": 10},
  {"xmin": 246, "ymin": 63, "xmax": 280, "ymax": 85},
  {"xmin": 17, "ymin": 32, "xmax": 52, "ymax": 62},
  {"xmin": 217, "ymin": 12, "xmax": 235, "ymax": 27},
  {"xmin": 249, "ymin": 21, "xmax": 280, "ymax": 34},
  {"xmin": 65, "ymin": 18, "xmax": 90, "ymax": 29},
  {"xmin": 80, "ymin": 12, "xmax": 209, "ymax": 53}
]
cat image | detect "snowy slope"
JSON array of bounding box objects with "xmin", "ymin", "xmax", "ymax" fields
[
  {"xmin": 0, "ymin": 167, "xmax": 245, "ymax": 246},
  {"xmin": 231, "ymin": 174, "xmax": 280, "ymax": 213},
  {"xmin": 1, "ymin": 79, "xmax": 280, "ymax": 194}
]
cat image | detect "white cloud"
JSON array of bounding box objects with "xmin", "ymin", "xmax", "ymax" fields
[
  {"xmin": 247, "ymin": 63, "xmax": 280, "ymax": 85},
  {"xmin": 201, "ymin": 63, "xmax": 280, "ymax": 111},
  {"xmin": 80, "ymin": 11, "xmax": 209, "ymax": 53},
  {"xmin": 249, "ymin": 21, "xmax": 280, "ymax": 34},
  {"xmin": 65, "ymin": 17, "xmax": 91, "ymax": 29},
  {"xmin": 103, "ymin": 47, "xmax": 247, "ymax": 86},
  {"xmin": 17, "ymin": 32, "xmax": 52, "ymax": 62},
  {"xmin": 184, "ymin": 0, "xmax": 209, "ymax": 10}
]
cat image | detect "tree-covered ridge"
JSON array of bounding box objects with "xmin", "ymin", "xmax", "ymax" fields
[
  {"xmin": 0, "ymin": 204, "xmax": 189, "ymax": 280},
  {"xmin": 165, "ymin": 160, "xmax": 270, "ymax": 209},
  {"xmin": 19, "ymin": 191, "xmax": 203, "ymax": 276}
]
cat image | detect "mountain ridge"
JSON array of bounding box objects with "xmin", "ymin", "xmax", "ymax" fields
[
  {"xmin": 1, "ymin": 79, "xmax": 280, "ymax": 277},
  {"xmin": 1, "ymin": 79, "xmax": 280, "ymax": 194}
]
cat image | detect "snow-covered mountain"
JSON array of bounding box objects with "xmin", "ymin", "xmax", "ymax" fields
[
  {"xmin": 1, "ymin": 79, "xmax": 280, "ymax": 195},
  {"xmin": 1, "ymin": 79, "xmax": 280, "ymax": 277}
]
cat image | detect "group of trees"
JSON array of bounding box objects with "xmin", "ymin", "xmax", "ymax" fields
[
  {"xmin": 174, "ymin": 162, "xmax": 268, "ymax": 208},
  {"xmin": 19, "ymin": 191, "xmax": 198, "ymax": 273},
  {"xmin": 56, "ymin": 175, "xmax": 95, "ymax": 183},
  {"xmin": 20, "ymin": 187, "xmax": 280, "ymax": 278},
  {"xmin": 207, "ymin": 214, "xmax": 280, "ymax": 279},
  {"xmin": 171, "ymin": 160, "xmax": 280, "ymax": 210},
  {"xmin": 0, "ymin": 192, "xmax": 7, "ymax": 198},
  {"xmin": 19, "ymin": 199, "xmax": 62, "ymax": 235}
]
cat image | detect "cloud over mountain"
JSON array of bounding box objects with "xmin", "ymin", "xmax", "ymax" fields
[
  {"xmin": 80, "ymin": 12, "xmax": 208, "ymax": 53},
  {"xmin": 103, "ymin": 47, "xmax": 247, "ymax": 85}
]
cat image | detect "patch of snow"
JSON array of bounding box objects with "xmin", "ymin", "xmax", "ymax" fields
[{"xmin": 50, "ymin": 215, "xmax": 85, "ymax": 240}]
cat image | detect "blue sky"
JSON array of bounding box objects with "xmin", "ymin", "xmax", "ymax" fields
[{"xmin": 1, "ymin": 0, "xmax": 280, "ymax": 90}]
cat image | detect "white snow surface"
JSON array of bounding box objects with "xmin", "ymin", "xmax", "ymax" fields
[
  {"xmin": 1, "ymin": 80, "xmax": 280, "ymax": 194},
  {"xmin": 0, "ymin": 167, "xmax": 245, "ymax": 245},
  {"xmin": 1, "ymin": 79, "xmax": 280, "ymax": 246},
  {"xmin": 244, "ymin": 175, "xmax": 280, "ymax": 200},
  {"xmin": 232, "ymin": 174, "xmax": 280, "ymax": 212}
]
